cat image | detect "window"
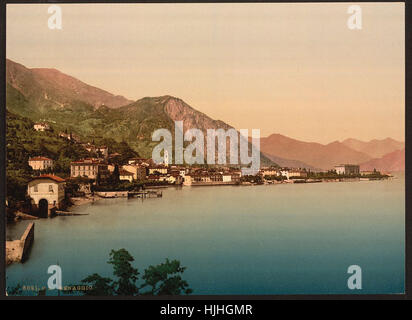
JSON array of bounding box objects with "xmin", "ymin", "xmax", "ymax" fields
[
  {"xmin": 49, "ymin": 185, "xmax": 54, "ymax": 193},
  {"xmin": 34, "ymin": 185, "xmax": 38, "ymax": 192}
]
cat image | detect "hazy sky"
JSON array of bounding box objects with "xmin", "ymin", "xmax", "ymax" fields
[{"xmin": 7, "ymin": 3, "xmax": 404, "ymax": 143}]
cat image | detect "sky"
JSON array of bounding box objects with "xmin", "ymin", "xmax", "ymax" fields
[{"xmin": 6, "ymin": 3, "xmax": 405, "ymax": 144}]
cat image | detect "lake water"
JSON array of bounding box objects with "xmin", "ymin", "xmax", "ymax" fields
[{"xmin": 6, "ymin": 175, "xmax": 405, "ymax": 295}]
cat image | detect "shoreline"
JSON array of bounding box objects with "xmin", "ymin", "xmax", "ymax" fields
[{"xmin": 68, "ymin": 195, "xmax": 102, "ymax": 208}]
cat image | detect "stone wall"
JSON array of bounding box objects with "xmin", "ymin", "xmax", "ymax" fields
[{"xmin": 6, "ymin": 222, "xmax": 35, "ymax": 265}]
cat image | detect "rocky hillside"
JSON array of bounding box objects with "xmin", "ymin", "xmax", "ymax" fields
[
  {"xmin": 6, "ymin": 59, "xmax": 274, "ymax": 166},
  {"xmin": 6, "ymin": 59, "xmax": 132, "ymax": 113}
]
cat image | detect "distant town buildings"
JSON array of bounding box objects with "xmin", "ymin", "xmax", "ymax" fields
[
  {"xmin": 33, "ymin": 122, "xmax": 50, "ymax": 131},
  {"xmin": 128, "ymin": 158, "xmax": 153, "ymax": 166},
  {"xmin": 122, "ymin": 164, "xmax": 147, "ymax": 181},
  {"xmin": 148, "ymin": 165, "xmax": 168, "ymax": 175},
  {"xmin": 183, "ymin": 171, "xmax": 241, "ymax": 186},
  {"xmin": 81, "ymin": 144, "xmax": 109, "ymax": 160},
  {"xmin": 27, "ymin": 174, "xmax": 66, "ymax": 217},
  {"xmin": 279, "ymin": 168, "xmax": 307, "ymax": 180},
  {"xmin": 361, "ymin": 170, "xmax": 379, "ymax": 176},
  {"xmin": 70, "ymin": 159, "xmax": 110, "ymax": 180},
  {"xmin": 28, "ymin": 157, "xmax": 54, "ymax": 171},
  {"xmin": 289, "ymin": 169, "xmax": 308, "ymax": 178},
  {"xmin": 259, "ymin": 167, "xmax": 279, "ymax": 177},
  {"xmin": 59, "ymin": 132, "xmax": 80, "ymax": 142},
  {"xmin": 119, "ymin": 169, "xmax": 134, "ymax": 182},
  {"xmin": 334, "ymin": 164, "xmax": 360, "ymax": 175}
]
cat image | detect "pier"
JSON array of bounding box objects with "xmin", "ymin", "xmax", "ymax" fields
[{"xmin": 128, "ymin": 190, "xmax": 162, "ymax": 198}]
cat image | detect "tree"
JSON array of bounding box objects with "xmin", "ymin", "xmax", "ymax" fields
[
  {"xmin": 77, "ymin": 249, "xmax": 192, "ymax": 296},
  {"xmin": 141, "ymin": 259, "xmax": 193, "ymax": 295},
  {"xmin": 108, "ymin": 249, "xmax": 139, "ymax": 295},
  {"xmin": 81, "ymin": 274, "xmax": 114, "ymax": 296}
]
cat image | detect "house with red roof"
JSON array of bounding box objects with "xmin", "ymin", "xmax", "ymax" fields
[{"xmin": 27, "ymin": 175, "xmax": 66, "ymax": 217}]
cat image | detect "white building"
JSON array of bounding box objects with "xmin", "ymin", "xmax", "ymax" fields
[
  {"xmin": 28, "ymin": 157, "xmax": 54, "ymax": 171},
  {"xmin": 334, "ymin": 164, "xmax": 360, "ymax": 175},
  {"xmin": 280, "ymin": 169, "xmax": 290, "ymax": 179},
  {"xmin": 222, "ymin": 174, "xmax": 232, "ymax": 182},
  {"xmin": 27, "ymin": 175, "xmax": 66, "ymax": 217},
  {"xmin": 33, "ymin": 122, "xmax": 50, "ymax": 131}
]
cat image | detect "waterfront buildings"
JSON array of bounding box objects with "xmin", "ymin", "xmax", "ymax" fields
[
  {"xmin": 289, "ymin": 169, "xmax": 308, "ymax": 178},
  {"xmin": 259, "ymin": 167, "xmax": 280, "ymax": 177},
  {"xmin": 334, "ymin": 164, "xmax": 360, "ymax": 175},
  {"xmin": 119, "ymin": 169, "xmax": 134, "ymax": 182},
  {"xmin": 122, "ymin": 164, "xmax": 147, "ymax": 181},
  {"xmin": 28, "ymin": 156, "xmax": 54, "ymax": 171},
  {"xmin": 70, "ymin": 159, "xmax": 110, "ymax": 181},
  {"xmin": 27, "ymin": 174, "xmax": 66, "ymax": 217},
  {"xmin": 183, "ymin": 171, "xmax": 241, "ymax": 186},
  {"xmin": 280, "ymin": 168, "xmax": 308, "ymax": 180},
  {"xmin": 148, "ymin": 165, "xmax": 169, "ymax": 175},
  {"xmin": 361, "ymin": 170, "xmax": 380, "ymax": 176}
]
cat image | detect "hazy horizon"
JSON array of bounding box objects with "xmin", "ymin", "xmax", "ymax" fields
[{"xmin": 7, "ymin": 3, "xmax": 405, "ymax": 144}]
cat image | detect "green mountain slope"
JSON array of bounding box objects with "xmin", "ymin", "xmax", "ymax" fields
[{"xmin": 6, "ymin": 59, "xmax": 275, "ymax": 166}]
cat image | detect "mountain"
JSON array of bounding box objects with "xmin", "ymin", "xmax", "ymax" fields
[
  {"xmin": 6, "ymin": 59, "xmax": 132, "ymax": 113},
  {"xmin": 6, "ymin": 59, "xmax": 274, "ymax": 166},
  {"xmin": 263, "ymin": 155, "xmax": 321, "ymax": 171},
  {"xmin": 342, "ymin": 138, "xmax": 404, "ymax": 159},
  {"xmin": 359, "ymin": 149, "xmax": 405, "ymax": 172},
  {"xmin": 109, "ymin": 96, "xmax": 274, "ymax": 166},
  {"xmin": 259, "ymin": 134, "xmax": 372, "ymax": 170}
]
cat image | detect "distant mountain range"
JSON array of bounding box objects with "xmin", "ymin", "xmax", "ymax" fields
[
  {"xmin": 259, "ymin": 134, "xmax": 370, "ymax": 170},
  {"xmin": 360, "ymin": 149, "xmax": 405, "ymax": 172},
  {"xmin": 342, "ymin": 138, "xmax": 404, "ymax": 159},
  {"xmin": 259, "ymin": 134, "xmax": 404, "ymax": 171},
  {"xmin": 6, "ymin": 58, "xmax": 404, "ymax": 172}
]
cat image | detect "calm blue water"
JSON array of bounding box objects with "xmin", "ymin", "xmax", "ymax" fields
[{"xmin": 7, "ymin": 175, "xmax": 405, "ymax": 295}]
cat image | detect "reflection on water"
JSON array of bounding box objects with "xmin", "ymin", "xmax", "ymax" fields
[{"xmin": 7, "ymin": 175, "xmax": 405, "ymax": 295}]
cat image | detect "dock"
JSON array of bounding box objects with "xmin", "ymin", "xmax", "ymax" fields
[
  {"xmin": 55, "ymin": 210, "xmax": 89, "ymax": 216},
  {"xmin": 128, "ymin": 190, "xmax": 162, "ymax": 198}
]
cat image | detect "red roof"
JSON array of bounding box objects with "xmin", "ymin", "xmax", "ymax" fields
[
  {"xmin": 29, "ymin": 156, "xmax": 53, "ymax": 161},
  {"xmin": 32, "ymin": 174, "xmax": 65, "ymax": 183}
]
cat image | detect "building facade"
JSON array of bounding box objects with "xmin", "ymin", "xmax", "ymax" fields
[
  {"xmin": 70, "ymin": 159, "xmax": 110, "ymax": 181},
  {"xmin": 334, "ymin": 164, "xmax": 360, "ymax": 175},
  {"xmin": 148, "ymin": 165, "xmax": 169, "ymax": 175},
  {"xmin": 27, "ymin": 175, "xmax": 66, "ymax": 217},
  {"xmin": 119, "ymin": 169, "xmax": 134, "ymax": 182},
  {"xmin": 28, "ymin": 157, "xmax": 54, "ymax": 171},
  {"xmin": 122, "ymin": 165, "xmax": 147, "ymax": 181}
]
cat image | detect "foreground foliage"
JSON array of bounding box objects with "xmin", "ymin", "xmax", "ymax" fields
[{"xmin": 75, "ymin": 249, "xmax": 193, "ymax": 296}]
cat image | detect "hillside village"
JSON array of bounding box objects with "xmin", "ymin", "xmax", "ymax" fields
[
  {"xmin": 5, "ymin": 59, "xmax": 401, "ymax": 222},
  {"xmin": 5, "ymin": 117, "xmax": 391, "ymax": 221}
]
